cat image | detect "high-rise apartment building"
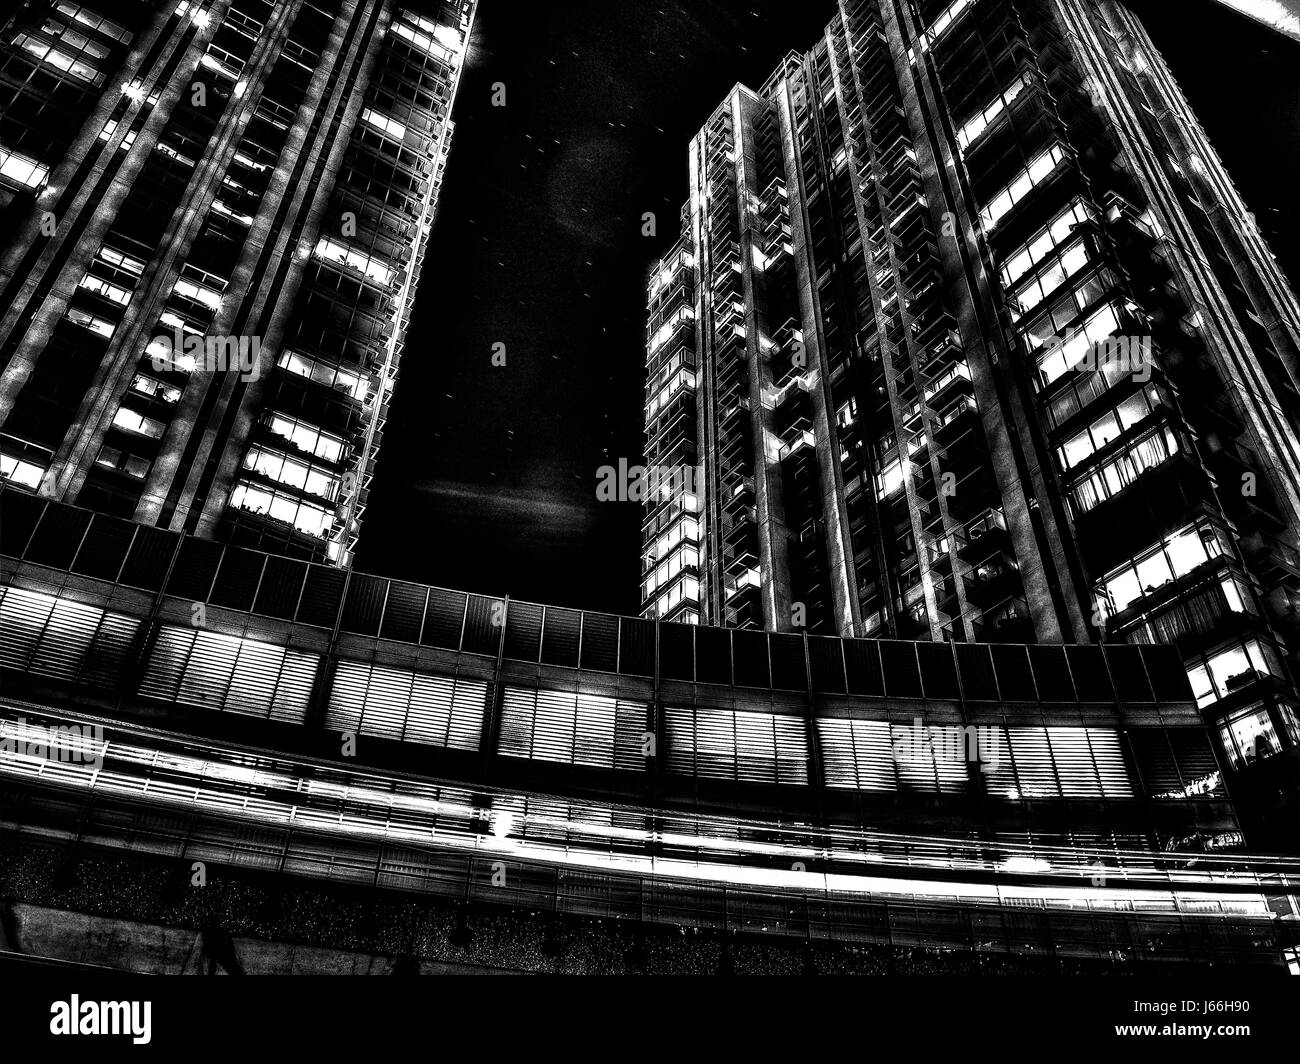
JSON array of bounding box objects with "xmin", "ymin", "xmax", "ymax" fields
[
  {"xmin": 0, "ymin": 0, "xmax": 475, "ymax": 566},
  {"xmin": 643, "ymin": 0, "xmax": 1300, "ymax": 845}
]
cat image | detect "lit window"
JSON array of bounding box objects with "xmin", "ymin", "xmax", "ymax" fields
[
  {"xmin": 172, "ymin": 277, "xmax": 223, "ymax": 310},
  {"xmin": 65, "ymin": 307, "xmax": 115, "ymax": 338},
  {"xmin": 645, "ymin": 367, "xmax": 696, "ymax": 418},
  {"xmin": 229, "ymin": 480, "xmax": 333, "ymax": 538},
  {"xmin": 979, "ymin": 144, "xmax": 1068, "ymax": 231},
  {"xmin": 232, "ymin": 150, "xmax": 268, "ymax": 172},
  {"xmin": 911, "ymin": 0, "xmax": 977, "ymax": 56},
  {"xmin": 647, "ymin": 516, "xmax": 701, "ymax": 563},
  {"xmin": 361, "ymin": 108, "xmax": 407, "ymax": 141},
  {"xmin": 1217, "ymin": 704, "xmax": 1282, "ymax": 769},
  {"xmin": 14, "ymin": 33, "xmax": 103, "ymax": 84},
  {"xmin": 98, "ymin": 246, "xmax": 145, "ymax": 275},
  {"xmin": 392, "ymin": 17, "xmax": 460, "ymax": 57},
  {"xmin": 1035, "ymin": 302, "xmax": 1122, "ymax": 388},
  {"xmin": 1189, "ymin": 640, "xmax": 1283, "ymax": 709},
  {"xmin": 1057, "ymin": 383, "xmax": 1162, "ymax": 472},
  {"xmin": 1006, "ymin": 239, "xmax": 1091, "ymax": 321},
  {"xmin": 0, "ymin": 145, "xmax": 50, "ymax": 189},
  {"xmin": 642, "ymin": 544, "xmax": 700, "ymax": 598},
  {"xmin": 41, "ymin": 19, "xmax": 111, "ymax": 59},
  {"xmin": 648, "ymin": 307, "xmax": 695, "ymax": 353},
  {"xmin": 244, "ymin": 445, "xmax": 341, "ymax": 500},
  {"xmin": 146, "ymin": 335, "xmax": 197, "ymax": 374},
  {"xmin": 266, "ymin": 413, "xmax": 346, "ymax": 463},
  {"xmin": 1069, "ymin": 426, "xmax": 1180, "ymax": 514},
  {"xmin": 1000, "ymin": 199, "xmax": 1094, "ymax": 289},
  {"xmin": 56, "ymin": 2, "xmax": 132, "ymax": 42},
  {"xmin": 198, "ymin": 51, "xmax": 241, "ymax": 80},
  {"xmin": 956, "ymin": 73, "xmax": 1029, "ymax": 151},
  {"xmin": 156, "ymin": 141, "xmax": 197, "ymax": 167},
  {"xmin": 211, "ymin": 199, "xmax": 253, "ymax": 225},
  {"xmin": 112, "ymin": 406, "xmax": 165, "ymax": 438},
  {"xmin": 392, "ymin": 21, "xmax": 434, "ymax": 51},
  {"xmin": 0, "ymin": 452, "xmax": 44, "ymax": 489},
  {"xmin": 129, "ymin": 374, "xmax": 181, "ymax": 403},
  {"xmin": 78, "ymin": 274, "xmax": 132, "ymax": 306},
  {"xmin": 877, "ymin": 458, "xmax": 906, "ymax": 497},
  {"xmin": 650, "ymin": 574, "xmax": 701, "ymax": 615},
  {"xmin": 313, "ymin": 237, "xmax": 395, "ymax": 287},
  {"xmin": 278, "ymin": 350, "xmax": 369, "ymax": 400},
  {"xmin": 98, "ymin": 120, "xmax": 136, "ymax": 150}
]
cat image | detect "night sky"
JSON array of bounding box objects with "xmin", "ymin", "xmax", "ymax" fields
[{"xmin": 355, "ymin": 0, "xmax": 1300, "ymax": 617}]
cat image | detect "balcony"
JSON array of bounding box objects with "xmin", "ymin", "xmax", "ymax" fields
[
  {"xmin": 1241, "ymin": 531, "xmax": 1300, "ymax": 590},
  {"xmin": 958, "ymin": 509, "xmax": 1011, "ymax": 562},
  {"xmin": 963, "ymin": 554, "xmax": 1020, "ymax": 608}
]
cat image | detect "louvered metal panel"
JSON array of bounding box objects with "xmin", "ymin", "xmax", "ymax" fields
[
  {"xmin": 326, "ymin": 661, "xmax": 483, "ymax": 750},
  {"xmin": 666, "ymin": 705, "xmax": 808, "ymax": 785},
  {"xmin": 502, "ymin": 687, "xmax": 647, "ymax": 769},
  {"xmin": 81, "ymin": 612, "xmax": 142, "ymax": 688},
  {"xmin": 1082, "ymin": 728, "xmax": 1134, "ymax": 799},
  {"xmin": 71, "ymin": 514, "xmax": 135, "ymax": 581},
  {"xmin": 140, "ymin": 625, "xmax": 316, "ymax": 722},
  {"xmin": 1046, "ymin": 728, "xmax": 1103, "ymax": 799},
  {"xmin": 579, "ymin": 612, "xmax": 618, "ymax": 672},
  {"xmin": 614, "ymin": 698, "xmax": 649, "ymax": 771},
  {"xmin": 1008, "ymin": 728, "xmax": 1059, "ymax": 799},
  {"xmin": 31, "ymin": 595, "xmax": 103, "ymax": 680},
  {"xmin": 499, "ymin": 686, "xmax": 623, "ymax": 769},
  {"xmin": 0, "ymin": 586, "xmax": 141, "ymax": 686},
  {"xmin": 815, "ymin": 718, "xmax": 895, "ymax": 790},
  {"xmin": 0, "ymin": 586, "xmax": 56, "ymax": 673},
  {"xmin": 422, "ymin": 587, "xmax": 466, "ymax": 649},
  {"xmin": 1129, "ymin": 728, "xmax": 1179, "ymax": 795},
  {"xmin": 380, "ymin": 581, "xmax": 427, "ymax": 643}
]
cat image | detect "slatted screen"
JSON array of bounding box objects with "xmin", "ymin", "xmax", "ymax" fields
[
  {"xmin": 890, "ymin": 722, "xmax": 969, "ymax": 794},
  {"xmin": 326, "ymin": 661, "xmax": 485, "ymax": 750},
  {"xmin": 1129, "ymin": 728, "xmax": 1223, "ymax": 797},
  {"xmin": 498, "ymin": 686, "xmax": 646, "ymax": 770},
  {"xmin": 0, "ymin": 586, "xmax": 140, "ymax": 686},
  {"xmin": 664, "ymin": 706, "xmax": 808, "ymax": 785},
  {"xmin": 816, "ymin": 719, "xmax": 969, "ymax": 793},
  {"xmin": 140, "ymin": 625, "xmax": 318, "ymax": 723},
  {"xmin": 983, "ymin": 727, "xmax": 1134, "ymax": 799},
  {"xmin": 816, "ymin": 718, "xmax": 896, "ymax": 790}
]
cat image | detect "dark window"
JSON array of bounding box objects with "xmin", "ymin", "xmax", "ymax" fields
[
  {"xmin": 71, "ymin": 514, "xmax": 135, "ymax": 581},
  {"xmin": 422, "ymin": 588, "xmax": 466, "ymax": 649},
  {"xmin": 956, "ymin": 643, "xmax": 998, "ymax": 701},
  {"xmin": 991, "ymin": 645, "xmax": 1036, "ymax": 702},
  {"xmin": 1067, "ymin": 645, "xmax": 1115, "ymax": 702},
  {"xmin": 918, "ymin": 642, "xmax": 960, "ymax": 700},
  {"xmin": 809, "ymin": 636, "xmax": 847, "ymax": 693},
  {"xmin": 541, "ymin": 607, "xmax": 581, "ymax": 667},
  {"xmin": 844, "ymin": 640, "xmax": 884, "ymax": 697},
  {"xmin": 660, "ymin": 621, "xmax": 695, "ymax": 681},
  {"xmin": 579, "ymin": 613, "xmax": 618, "ymax": 672},
  {"xmin": 618, "ymin": 617, "xmax": 655, "ymax": 676},
  {"xmin": 881, "ymin": 641, "xmax": 923, "ymax": 698},
  {"xmin": 695, "ymin": 626, "xmax": 733, "ymax": 686},
  {"xmin": 770, "ymin": 633, "xmax": 807, "ymax": 691},
  {"xmin": 380, "ymin": 580, "xmax": 426, "ymax": 643},
  {"xmin": 733, "ymin": 629, "xmax": 771, "ymax": 688},
  {"xmin": 503, "ymin": 600, "xmax": 542, "ymax": 662}
]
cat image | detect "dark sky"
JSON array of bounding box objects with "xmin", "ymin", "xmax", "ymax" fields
[{"xmin": 355, "ymin": 0, "xmax": 1300, "ymax": 616}]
